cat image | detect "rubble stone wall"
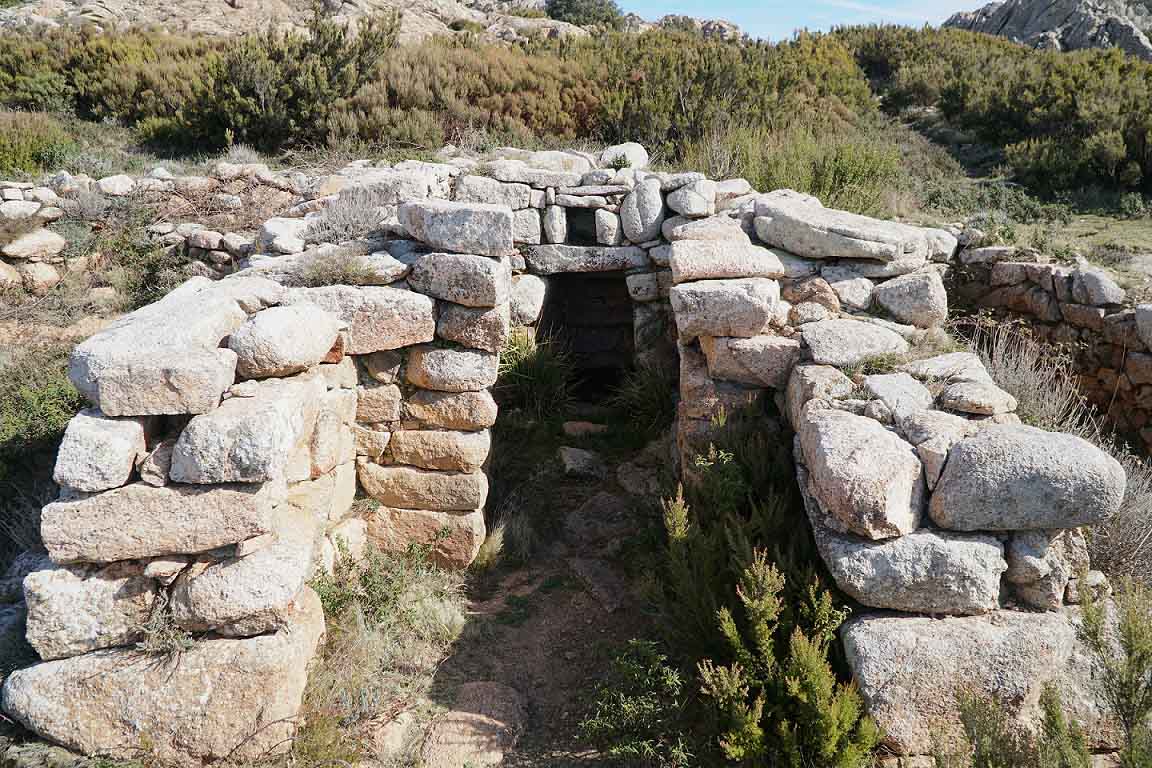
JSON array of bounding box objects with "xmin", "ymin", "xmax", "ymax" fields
[
  {"xmin": 947, "ymin": 245, "xmax": 1152, "ymax": 449},
  {"xmin": 0, "ymin": 144, "xmax": 1132, "ymax": 765}
]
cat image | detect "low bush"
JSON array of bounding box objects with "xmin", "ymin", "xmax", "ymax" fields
[
  {"xmin": 1080, "ymin": 580, "xmax": 1152, "ymax": 766},
  {"xmin": 304, "ymin": 186, "xmax": 392, "ymax": 245},
  {"xmin": 580, "ymin": 640, "xmax": 694, "ymax": 767},
  {"xmin": 545, "ymin": 0, "xmax": 624, "ymax": 28},
  {"xmin": 0, "ymin": 111, "xmax": 73, "ymax": 176},
  {"xmin": 0, "ymin": 345, "xmax": 82, "ymax": 484},
  {"xmin": 495, "ymin": 331, "xmax": 573, "ymax": 422},
  {"xmin": 608, "ymin": 364, "xmax": 677, "ymax": 443},
  {"xmin": 936, "ymin": 685, "xmax": 1091, "ymax": 768}
]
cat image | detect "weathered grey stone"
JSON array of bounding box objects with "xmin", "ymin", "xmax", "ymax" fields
[
  {"xmin": 670, "ymin": 278, "xmax": 780, "ymax": 339},
  {"xmin": 525, "ymin": 244, "xmax": 647, "ymax": 274},
  {"xmin": 136, "ymin": 438, "xmax": 176, "ymax": 487},
  {"xmin": 931, "ymin": 424, "xmax": 1126, "ymax": 531},
  {"xmin": 842, "ymin": 609, "xmax": 1121, "ymax": 756},
  {"xmin": 357, "ymin": 462, "xmax": 488, "ymax": 511},
  {"xmin": 52, "ymin": 408, "xmax": 148, "ymax": 493},
  {"xmin": 398, "ymin": 200, "xmax": 513, "ymax": 258},
  {"xmin": 595, "ymin": 209, "xmax": 622, "ymax": 245},
  {"xmin": 510, "ymin": 274, "xmax": 546, "ymax": 326},
  {"xmin": 512, "ymin": 209, "xmax": 542, "ymax": 245},
  {"xmin": 257, "ymin": 217, "xmax": 309, "ymax": 254},
  {"xmin": 755, "ymin": 196, "xmax": 929, "ymax": 263},
  {"xmin": 802, "ymin": 319, "xmax": 910, "ymax": 368},
  {"xmin": 662, "ymin": 214, "xmax": 751, "ymax": 243},
  {"xmin": 542, "ymin": 205, "xmax": 567, "ymax": 243},
  {"xmin": 785, "ymin": 364, "xmax": 855, "ymax": 429},
  {"xmin": 365, "ymin": 507, "xmax": 485, "ymax": 569},
  {"xmin": 408, "ymin": 253, "xmax": 509, "ymax": 309},
  {"xmin": 1006, "ymin": 529, "xmax": 1085, "ymax": 610},
  {"xmin": 24, "ymin": 561, "xmax": 156, "ymax": 661},
  {"xmin": 68, "ymin": 277, "xmax": 283, "ymax": 416},
  {"xmin": 41, "ymin": 481, "xmax": 283, "ymax": 563},
  {"xmin": 924, "ymin": 228, "xmax": 959, "ymax": 262},
  {"xmin": 171, "ymin": 505, "xmax": 320, "ymax": 637},
  {"xmin": 669, "ymin": 240, "xmax": 786, "ymax": 283},
  {"xmin": 454, "ymin": 176, "xmax": 531, "ymax": 209},
  {"xmin": 437, "ymin": 302, "xmax": 511, "ymax": 353},
  {"xmin": 361, "ymin": 350, "xmax": 403, "ymax": 383},
  {"xmin": 600, "ymin": 142, "xmax": 649, "ymax": 170},
  {"xmin": 1, "ymin": 228, "xmax": 66, "ymax": 261},
  {"xmin": 228, "ymin": 305, "xmax": 344, "ymax": 379},
  {"xmin": 799, "ymin": 409, "xmax": 924, "ymax": 540},
  {"xmin": 287, "ymin": 462, "xmax": 356, "ymax": 523},
  {"xmin": 863, "ymin": 373, "xmax": 933, "ymax": 420},
  {"xmin": 487, "ymin": 160, "xmax": 583, "ymax": 189},
  {"xmin": 1136, "ymin": 304, "xmax": 1152, "ymax": 349},
  {"xmin": 873, "ymin": 271, "xmax": 949, "ymax": 328},
  {"xmin": 822, "ymin": 265, "xmax": 876, "ymax": 311},
  {"xmin": 170, "ymin": 373, "xmax": 325, "ymax": 484},
  {"xmin": 800, "ymin": 466, "xmax": 1004, "ymax": 614},
  {"xmin": 666, "ymin": 179, "xmax": 716, "ymax": 218},
  {"xmin": 938, "ymin": 379, "xmax": 1018, "ymax": 415},
  {"xmin": 404, "ymin": 390, "xmax": 499, "ymax": 431},
  {"xmin": 389, "ymin": 430, "xmax": 491, "ymax": 472},
  {"xmin": 406, "ymin": 345, "xmax": 499, "ymax": 392},
  {"xmin": 620, "ymin": 178, "xmax": 665, "ymax": 243},
  {"xmin": 1072, "ymin": 264, "xmax": 1126, "ymax": 306},
  {"xmin": 559, "ymin": 446, "xmax": 608, "ymax": 479},
  {"xmin": 2, "ymin": 589, "xmax": 326, "ymax": 767},
  {"xmin": 699, "ymin": 335, "xmax": 801, "ymax": 389},
  {"xmin": 282, "ymin": 285, "xmax": 435, "ymax": 354}
]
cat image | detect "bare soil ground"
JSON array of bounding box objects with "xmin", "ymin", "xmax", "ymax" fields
[{"xmin": 427, "ymin": 455, "xmax": 666, "ymax": 765}]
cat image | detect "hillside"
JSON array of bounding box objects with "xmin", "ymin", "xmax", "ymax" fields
[
  {"xmin": 0, "ymin": 0, "xmax": 582, "ymax": 42},
  {"xmin": 944, "ymin": 0, "xmax": 1152, "ymax": 59},
  {"xmin": 0, "ymin": 0, "xmax": 740, "ymax": 43}
]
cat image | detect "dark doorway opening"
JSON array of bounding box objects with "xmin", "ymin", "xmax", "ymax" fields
[
  {"xmin": 538, "ymin": 272, "xmax": 634, "ymax": 401},
  {"xmin": 566, "ymin": 208, "xmax": 598, "ymax": 246}
]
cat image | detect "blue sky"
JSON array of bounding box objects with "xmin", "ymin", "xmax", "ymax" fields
[{"xmin": 621, "ymin": 0, "xmax": 974, "ymax": 41}]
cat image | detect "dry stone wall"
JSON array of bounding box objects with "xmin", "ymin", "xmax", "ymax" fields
[
  {"xmin": 665, "ymin": 190, "xmax": 1127, "ymax": 761},
  {"xmin": 948, "ymin": 244, "xmax": 1152, "ymax": 447},
  {"xmin": 0, "ymin": 142, "xmax": 1134, "ymax": 765}
]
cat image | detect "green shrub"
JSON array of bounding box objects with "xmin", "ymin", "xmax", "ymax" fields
[
  {"xmin": 0, "ymin": 345, "xmax": 83, "ymax": 483},
  {"xmin": 698, "ymin": 550, "xmax": 879, "ymax": 766},
  {"xmin": 1079, "ymin": 580, "xmax": 1152, "ymax": 766},
  {"xmin": 1120, "ymin": 192, "xmax": 1148, "ymax": 219},
  {"xmin": 0, "ymin": 111, "xmax": 73, "ymax": 175},
  {"xmin": 840, "ymin": 24, "xmax": 1152, "ymax": 194},
  {"xmin": 495, "ymin": 332, "xmax": 573, "ymax": 421},
  {"xmin": 545, "ymin": 0, "xmax": 624, "ymax": 28},
  {"xmin": 937, "ymin": 685, "xmax": 1090, "ymax": 768},
  {"xmin": 187, "ymin": 11, "xmax": 399, "ymax": 152},
  {"xmin": 580, "ymin": 640, "xmax": 694, "ymax": 767},
  {"xmin": 304, "ymin": 186, "xmax": 392, "ymax": 245},
  {"xmin": 608, "ymin": 364, "xmax": 677, "ymax": 442}
]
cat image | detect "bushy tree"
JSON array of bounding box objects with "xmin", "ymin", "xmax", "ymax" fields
[{"xmin": 544, "ymin": 0, "xmax": 623, "ymax": 28}]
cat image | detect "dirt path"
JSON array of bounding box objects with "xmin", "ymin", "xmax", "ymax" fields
[{"xmin": 426, "ymin": 438, "xmax": 670, "ymax": 766}]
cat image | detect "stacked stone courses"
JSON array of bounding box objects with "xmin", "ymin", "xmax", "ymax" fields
[{"xmin": 0, "ymin": 141, "xmax": 1131, "ymax": 765}]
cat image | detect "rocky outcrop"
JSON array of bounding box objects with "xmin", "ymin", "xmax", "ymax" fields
[{"xmin": 944, "ymin": 0, "xmax": 1152, "ymax": 61}]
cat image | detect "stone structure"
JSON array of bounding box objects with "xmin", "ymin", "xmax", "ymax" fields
[
  {"xmin": 0, "ymin": 143, "xmax": 1131, "ymax": 765},
  {"xmin": 946, "ymin": 242, "xmax": 1152, "ymax": 448}
]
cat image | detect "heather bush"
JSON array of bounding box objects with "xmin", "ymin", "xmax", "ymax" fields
[
  {"xmin": 545, "ymin": 0, "xmax": 624, "ymax": 28},
  {"xmin": 841, "ymin": 25, "xmax": 1152, "ymax": 193},
  {"xmin": 329, "ymin": 40, "xmax": 602, "ymax": 150},
  {"xmin": 0, "ymin": 111, "xmax": 73, "ymax": 175}
]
